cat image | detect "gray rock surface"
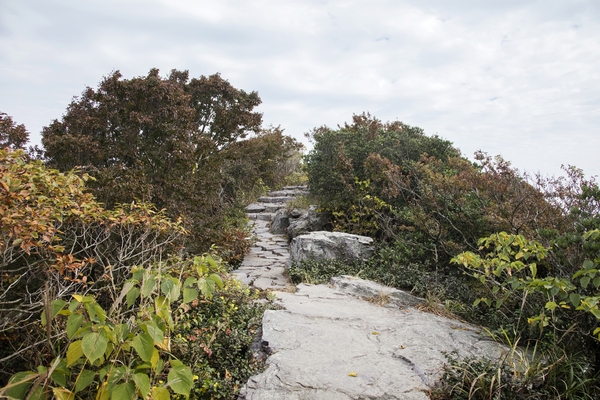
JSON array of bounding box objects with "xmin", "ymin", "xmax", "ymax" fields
[
  {"xmin": 287, "ymin": 231, "xmax": 375, "ymax": 268},
  {"xmin": 246, "ymin": 203, "xmax": 267, "ymax": 213},
  {"xmin": 239, "ymin": 283, "xmax": 505, "ymax": 400},
  {"xmin": 231, "ymin": 218, "xmax": 290, "ymax": 291},
  {"xmin": 286, "ymin": 205, "xmax": 331, "ymax": 239},
  {"xmin": 330, "ymin": 275, "xmax": 424, "ymax": 308},
  {"xmin": 232, "ymin": 186, "xmax": 305, "ymax": 290},
  {"xmin": 270, "ymin": 208, "xmax": 290, "ymax": 234}
]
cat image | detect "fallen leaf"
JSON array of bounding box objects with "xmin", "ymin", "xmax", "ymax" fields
[{"xmin": 348, "ymin": 372, "xmax": 358, "ymax": 377}]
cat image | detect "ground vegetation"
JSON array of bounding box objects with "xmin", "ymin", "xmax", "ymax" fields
[{"xmin": 302, "ymin": 113, "xmax": 600, "ymax": 397}]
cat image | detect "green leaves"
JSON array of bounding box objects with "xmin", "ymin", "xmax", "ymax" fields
[
  {"xmin": 66, "ymin": 313, "xmax": 84, "ymax": 339},
  {"xmin": 82, "ymin": 332, "xmax": 108, "ymax": 364},
  {"xmin": 457, "ymin": 232, "xmax": 600, "ymax": 346},
  {"xmin": 0, "ymin": 252, "xmax": 231, "ymax": 399},
  {"xmin": 183, "ymin": 287, "xmax": 199, "ymax": 303},
  {"xmin": 570, "ymin": 293, "xmax": 581, "ymax": 307},
  {"xmin": 112, "ymin": 382, "xmax": 135, "ymax": 399},
  {"xmin": 161, "ymin": 277, "xmax": 181, "ymax": 302},
  {"xmin": 74, "ymin": 369, "xmax": 96, "ymax": 393},
  {"xmin": 131, "ymin": 373, "xmax": 150, "ymax": 398},
  {"xmin": 167, "ymin": 363, "xmax": 193, "ymax": 395},
  {"xmin": 66, "ymin": 341, "xmax": 84, "ymax": 366},
  {"xmin": 132, "ymin": 333, "xmax": 155, "ymax": 363},
  {"xmin": 151, "ymin": 386, "xmax": 170, "ymax": 400},
  {"xmin": 41, "ymin": 299, "xmax": 67, "ymax": 326},
  {"xmin": 4, "ymin": 371, "xmax": 37, "ymax": 399}
]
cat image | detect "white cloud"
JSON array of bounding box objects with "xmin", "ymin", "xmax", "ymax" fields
[{"xmin": 1, "ymin": 0, "xmax": 599, "ymax": 176}]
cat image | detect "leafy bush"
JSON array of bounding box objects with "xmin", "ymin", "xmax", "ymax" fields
[
  {"xmin": 452, "ymin": 232, "xmax": 600, "ymax": 376},
  {"xmin": 304, "ymin": 114, "xmax": 569, "ymax": 269},
  {"xmin": 0, "ymin": 254, "xmax": 225, "ymax": 400},
  {"xmin": 173, "ymin": 279, "xmax": 272, "ymax": 399},
  {"xmin": 1, "ymin": 150, "xmax": 275, "ymax": 399},
  {"xmin": 40, "ymin": 70, "xmax": 302, "ymax": 256},
  {"xmin": 0, "ymin": 149, "xmax": 186, "ymax": 379},
  {"xmin": 303, "ymin": 113, "xmax": 600, "ymax": 398}
]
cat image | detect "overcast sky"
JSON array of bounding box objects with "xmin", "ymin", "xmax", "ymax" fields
[{"xmin": 1, "ymin": 0, "xmax": 599, "ymax": 177}]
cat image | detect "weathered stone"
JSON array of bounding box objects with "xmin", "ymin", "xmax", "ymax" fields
[
  {"xmin": 239, "ymin": 284, "xmax": 507, "ymax": 400},
  {"xmin": 282, "ymin": 185, "xmax": 309, "ymax": 191},
  {"xmin": 236, "ymin": 187, "xmax": 516, "ymax": 400},
  {"xmin": 230, "ymin": 271, "xmax": 254, "ymax": 285},
  {"xmin": 289, "ymin": 208, "xmax": 303, "ymax": 218},
  {"xmin": 330, "ymin": 275, "xmax": 423, "ymax": 308},
  {"xmin": 263, "ymin": 203, "xmax": 285, "ymax": 213},
  {"xmin": 257, "ymin": 213, "xmax": 274, "ymax": 221},
  {"xmin": 270, "ymin": 209, "xmax": 290, "ymax": 234},
  {"xmin": 269, "ymin": 190, "xmax": 304, "ymax": 197},
  {"xmin": 287, "ymin": 231, "xmax": 374, "ymax": 268},
  {"xmin": 286, "ymin": 205, "xmax": 331, "ymax": 240},
  {"xmin": 258, "ymin": 196, "xmax": 290, "ymax": 204},
  {"xmin": 246, "ymin": 203, "xmax": 266, "ymax": 213}
]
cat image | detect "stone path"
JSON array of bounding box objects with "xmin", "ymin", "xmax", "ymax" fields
[
  {"xmin": 231, "ymin": 186, "xmax": 307, "ymax": 291},
  {"xmin": 233, "ymin": 187, "xmax": 507, "ymax": 400}
]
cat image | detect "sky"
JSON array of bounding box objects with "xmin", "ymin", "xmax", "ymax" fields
[{"xmin": 1, "ymin": 0, "xmax": 599, "ymax": 177}]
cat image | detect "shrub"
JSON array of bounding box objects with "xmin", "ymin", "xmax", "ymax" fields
[
  {"xmin": 430, "ymin": 347, "xmax": 599, "ymax": 400},
  {"xmin": 0, "ymin": 254, "xmax": 225, "ymax": 399},
  {"xmin": 173, "ymin": 278, "xmax": 272, "ymax": 399},
  {"xmin": 452, "ymin": 231, "xmax": 600, "ymax": 382},
  {"xmin": 40, "ymin": 69, "xmax": 303, "ymax": 256},
  {"xmin": 0, "ymin": 149, "xmax": 186, "ymax": 380}
]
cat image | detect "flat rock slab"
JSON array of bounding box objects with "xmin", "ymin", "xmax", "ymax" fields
[
  {"xmin": 239, "ymin": 283, "xmax": 506, "ymax": 400},
  {"xmin": 247, "ymin": 203, "xmax": 267, "ymax": 213},
  {"xmin": 331, "ymin": 275, "xmax": 423, "ymax": 308},
  {"xmin": 258, "ymin": 196, "xmax": 291, "ymax": 204}
]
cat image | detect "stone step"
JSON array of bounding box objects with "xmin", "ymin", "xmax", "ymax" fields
[
  {"xmin": 268, "ymin": 190, "xmax": 307, "ymax": 197},
  {"xmin": 258, "ymin": 196, "xmax": 294, "ymax": 204},
  {"xmin": 246, "ymin": 203, "xmax": 266, "ymax": 213},
  {"xmin": 256, "ymin": 213, "xmax": 274, "ymax": 221},
  {"xmin": 261, "ymin": 203, "xmax": 286, "ymax": 213},
  {"xmin": 282, "ymin": 185, "xmax": 308, "ymax": 191}
]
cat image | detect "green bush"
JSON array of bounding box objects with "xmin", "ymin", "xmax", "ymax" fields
[
  {"xmin": 40, "ymin": 70, "xmax": 303, "ymax": 256},
  {"xmin": 0, "ymin": 254, "xmax": 225, "ymax": 399},
  {"xmin": 1, "ymin": 150, "xmax": 274, "ymax": 399},
  {"xmin": 0, "ymin": 149, "xmax": 186, "ymax": 380},
  {"xmin": 173, "ymin": 279, "xmax": 272, "ymax": 399},
  {"xmin": 302, "ymin": 113, "xmax": 600, "ymax": 398}
]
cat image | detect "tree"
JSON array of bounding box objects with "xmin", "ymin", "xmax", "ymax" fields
[
  {"xmin": 0, "ymin": 112, "xmax": 29, "ymax": 150},
  {"xmin": 42, "ymin": 69, "xmax": 264, "ymax": 253},
  {"xmin": 304, "ymin": 112, "xmax": 461, "ymax": 238}
]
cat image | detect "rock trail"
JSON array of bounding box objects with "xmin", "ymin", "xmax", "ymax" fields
[
  {"xmin": 231, "ymin": 186, "xmax": 306, "ymax": 291},
  {"xmin": 233, "ymin": 187, "xmax": 506, "ymax": 400}
]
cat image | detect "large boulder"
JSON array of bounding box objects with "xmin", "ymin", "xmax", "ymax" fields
[
  {"xmin": 270, "ymin": 208, "xmax": 290, "ymax": 234},
  {"xmin": 287, "ymin": 231, "xmax": 374, "ymax": 268},
  {"xmin": 239, "ymin": 283, "xmax": 508, "ymax": 400},
  {"xmin": 286, "ymin": 205, "xmax": 331, "ymax": 240}
]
